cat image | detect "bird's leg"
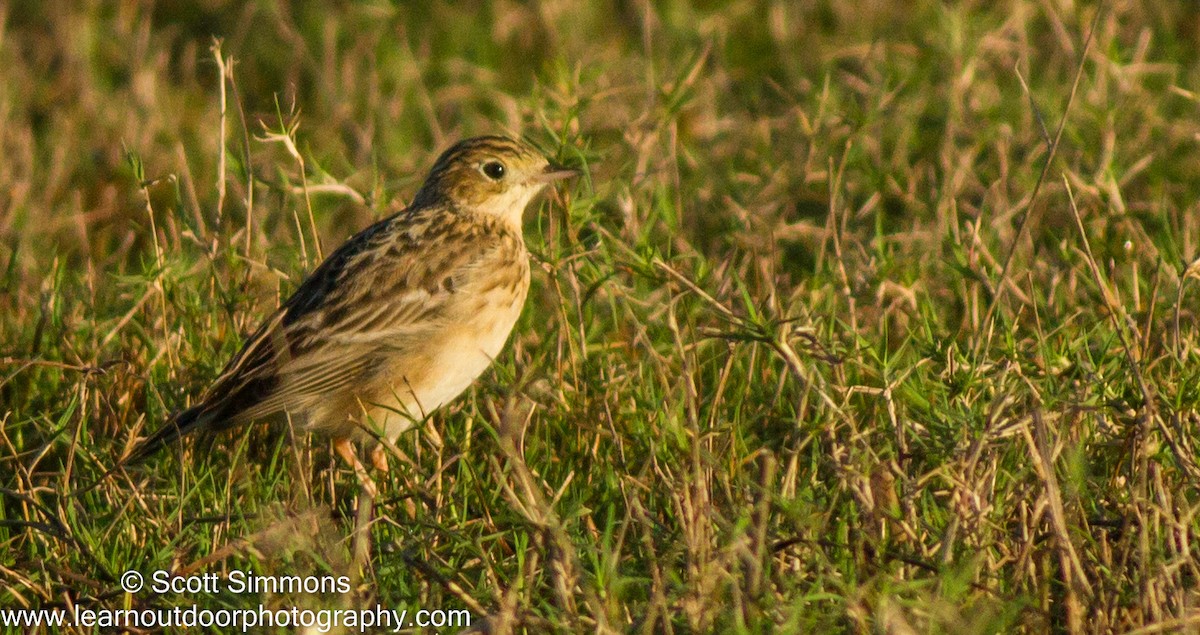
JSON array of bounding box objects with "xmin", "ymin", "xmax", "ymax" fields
[
  {"xmin": 370, "ymin": 443, "xmax": 389, "ymax": 473},
  {"xmin": 334, "ymin": 438, "xmax": 378, "ymax": 498}
]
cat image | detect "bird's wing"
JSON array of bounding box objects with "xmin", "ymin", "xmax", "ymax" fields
[{"xmin": 195, "ymin": 206, "xmax": 508, "ymax": 428}]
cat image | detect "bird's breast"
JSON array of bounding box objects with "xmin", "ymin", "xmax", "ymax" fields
[{"xmin": 365, "ymin": 254, "xmax": 530, "ymax": 441}]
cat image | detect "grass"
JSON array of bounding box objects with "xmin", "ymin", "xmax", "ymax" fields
[{"xmin": 3, "ymin": 1, "xmax": 1200, "ymax": 633}]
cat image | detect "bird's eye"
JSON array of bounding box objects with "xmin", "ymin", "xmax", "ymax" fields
[{"xmin": 481, "ymin": 161, "xmax": 506, "ymax": 180}]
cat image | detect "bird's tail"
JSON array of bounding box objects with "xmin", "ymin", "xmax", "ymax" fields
[
  {"xmin": 69, "ymin": 404, "xmax": 212, "ymax": 496},
  {"xmin": 121, "ymin": 403, "xmax": 212, "ymax": 465}
]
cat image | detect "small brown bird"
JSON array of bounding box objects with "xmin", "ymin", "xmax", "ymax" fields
[{"xmin": 126, "ymin": 136, "xmax": 576, "ymax": 494}]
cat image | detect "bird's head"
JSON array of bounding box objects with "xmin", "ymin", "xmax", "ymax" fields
[{"xmin": 413, "ymin": 135, "xmax": 577, "ymax": 225}]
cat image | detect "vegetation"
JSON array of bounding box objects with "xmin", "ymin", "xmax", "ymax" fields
[{"xmin": 3, "ymin": 1, "xmax": 1200, "ymax": 632}]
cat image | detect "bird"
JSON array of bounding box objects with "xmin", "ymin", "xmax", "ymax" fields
[{"xmin": 123, "ymin": 135, "xmax": 577, "ymax": 495}]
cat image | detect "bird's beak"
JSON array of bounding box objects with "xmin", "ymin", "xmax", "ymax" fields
[{"xmin": 532, "ymin": 162, "xmax": 580, "ymax": 183}]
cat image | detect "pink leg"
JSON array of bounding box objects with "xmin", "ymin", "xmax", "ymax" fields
[
  {"xmin": 334, "ymin": 438, "xmax": 378, "ymax": 498},
  {"xmin": 370, "ymin": 444, "xmax": 389, "ymax": 473}
]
